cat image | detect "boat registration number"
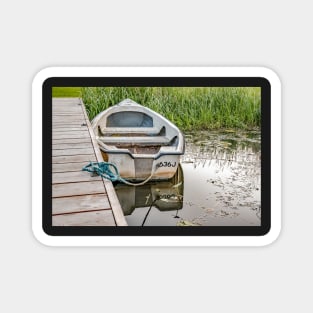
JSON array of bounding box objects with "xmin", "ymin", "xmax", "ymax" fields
[{"xmin": 156, "ymin": 161, "xmax": 177, "ymax": 168}]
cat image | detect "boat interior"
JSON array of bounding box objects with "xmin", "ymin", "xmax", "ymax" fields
[{"xmin": 97, "ymin": 111, "xmax": 179, "ymax": 148}]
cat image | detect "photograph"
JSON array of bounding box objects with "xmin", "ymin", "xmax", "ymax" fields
[{"xmin": 51, "ymin": 85, "xmax": 263, "ymax": 229}]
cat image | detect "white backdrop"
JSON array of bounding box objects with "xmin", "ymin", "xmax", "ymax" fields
[{"xmin": 1, "ymin": 1, "xmax": 311, "ymax": 312}]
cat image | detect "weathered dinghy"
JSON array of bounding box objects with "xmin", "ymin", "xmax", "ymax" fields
[{"xmin": 91, "ymin": 99, "xmax": 185, "ymax": 182}]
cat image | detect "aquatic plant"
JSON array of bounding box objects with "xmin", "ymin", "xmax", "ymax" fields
[
  {"xmin": 66, "ymin": 87, "xmax": 260, "ymax": 131},
  {"xmin": 82, "ymin": 87, "xmax": 261, "ymax": 131},
  {"xmin": 52, "ymin": 87, "xmax": 81, "ymax": 97}
]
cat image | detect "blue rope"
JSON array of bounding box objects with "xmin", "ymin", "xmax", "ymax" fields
[
  {"xmin": 82, "ymin": 161, "xmax": 121, "ymax": 182},
  {"xmin": 82, "ymin": 161, "xmax": 156, "ymax": 186}
]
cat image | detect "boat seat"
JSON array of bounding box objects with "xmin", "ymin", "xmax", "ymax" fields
[
  {"xmin": 98, "ymin": 135, "xmax": 176, "ymax": 146},
  {"xmin": 98, "ymin": 126, "xmax": 165, "ymax": 136}
]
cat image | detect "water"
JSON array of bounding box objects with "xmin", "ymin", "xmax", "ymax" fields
[{"xmin": 114, "ymin": 130, "xmax": 261, "ymax": 226}]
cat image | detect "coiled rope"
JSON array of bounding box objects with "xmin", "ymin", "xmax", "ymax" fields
[{"xmin": 82, "ymin": 161, "xmax": 156, "ymax": 186}]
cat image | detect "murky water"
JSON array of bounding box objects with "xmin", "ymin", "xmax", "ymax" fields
[{"xmin": 114, "ymin": 130, "xmax": 261, "ymax": 226}]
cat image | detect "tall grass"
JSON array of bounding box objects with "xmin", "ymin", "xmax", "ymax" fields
[
  {"xmin": 81, "ymin": 87, "xmax": 261, "ymax": 131},
  {"xmin": 52, "ymin": 87, "xmax": 82, "ymax": 97}
]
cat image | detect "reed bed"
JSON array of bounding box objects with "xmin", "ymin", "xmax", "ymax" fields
[{"xmin": 80, "ymin": 87, "xmax": 260, "ymax": 131}]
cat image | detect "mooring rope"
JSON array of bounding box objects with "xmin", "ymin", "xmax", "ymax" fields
[{"xmin": 82, "ymin": 161, "xmax": 156, "ymax": 186}]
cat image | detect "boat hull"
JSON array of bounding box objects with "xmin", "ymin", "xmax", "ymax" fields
[{"xmin": 102, "ymin": 151, "xmax": 180, "ymax": 181}]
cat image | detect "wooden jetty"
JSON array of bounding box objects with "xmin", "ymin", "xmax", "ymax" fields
[{"xmin": 52, "ymin": 97, "xmax": 127, "ymax": 226}]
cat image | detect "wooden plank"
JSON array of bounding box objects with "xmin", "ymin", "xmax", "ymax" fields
[
  {"xmin": 52, "ymin": 118, "xmax": 86, "ymax": 123},
  {"xmin": 52, "ymin": 194, "xmax": 111, "ymax": 215},
  {"xmin": 53, "ymin": 123, "xmax": 86, "ymax": 128},
  {"xmin": 53, "ymin": 121, "xmax": 86, "ymax": 125},
  {"xmin": 103, "ymin": 180, "xmax": 128, "ymax": 226},
  {"xmin": 52, "ymin": 147, "xmax": 94, "ymax": 156},
  {"xmin": 53, "ymin": 103, "xmax": 81, "ymax": 105},
  {"xmin": 52, "ymin": 171, "xmax": 101, "ymax": 184},
  {"xmin": 53, "ymin": 100, "xmax": 81, "ymax": 103},
  {"xmin": 53, "ymin": 97, "xmax": 80, "ymax": 101},
  {"xmin": 52, "ymin": 129, "xmax": 88, "ymax": 135},
  {"xmin": 53, "ymin": 107, "xmax": 82, "ymax": 111},
  {"xmin": 52, "ymin": 109, "xmax": 82, "ymax": 112},
  {"xmin": 53, "ymin": 114, "xmax": 83, "ymax": 118},
  {"xmin": 52, "ymin": 105, "xmax": 81, "ymax": 109},
  {"xmin": 53, "ymin": 142, "xmax": 93, "ymax": 150},
  {"xmin": 53, "ymin": 124, "xmax": 86, "ymax": 129},
  {"xmin": 52, "ymin": 109, "xmax": 83, "ymax": 112},
  {"xmin": 52, "ymin": 132, "xmax": 90, "ymax": 140},
  {"xmin": 53, "ymin": 127, "xmax": 88, "ymax": 132},
  {"xmin": 53, "ymin": 162, "xmax": 91, "ymax": 173},
  {"xmin": 53, "ymin": 138, "xmax": 91, "ymax": 145},
  {"xmin": 52, "ymin": 112, "xmax": 83, "ymax": 116},
  {"xmin": 52, "ymin": 210, "xmax": 116, "ymax": 226},
  {"xmin": 52, "ymin": 181, "xmax": 105, "ymax": 197},
  {"xmin": 53, "ymin": 104, "xmax": 82, "ymax": 108},
  {"xmin": 52, "ymin": 114, "xmax": 84, "ymax": 118},
  {"xmin": 52, "ymin": 154, "xmax": 96, "ymax": 164}
]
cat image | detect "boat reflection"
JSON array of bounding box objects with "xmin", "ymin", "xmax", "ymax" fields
[{"xmin": 114, "ymin": 164, "xmax": 184, "ymax": 220}]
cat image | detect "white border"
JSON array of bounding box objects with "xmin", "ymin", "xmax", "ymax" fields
[{"xmin": 32, "ymin": 67, "xmax": 281, "ymax": 247}]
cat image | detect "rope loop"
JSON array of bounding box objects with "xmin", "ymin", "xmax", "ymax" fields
[{"xmin": 82, "ymin": 161, "xmax": 156, "ymax": 186}]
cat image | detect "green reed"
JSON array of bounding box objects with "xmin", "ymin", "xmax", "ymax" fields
[
  {"xmin": 81, "ymin": 87, "xmax": 261, "ymax": 131},
  {"xmin": 52, "ymin": 87, "xmax": 82, "ymax": 97}
]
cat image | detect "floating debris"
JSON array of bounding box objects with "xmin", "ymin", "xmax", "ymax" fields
[
  {"xmin": 172, "ymin": 182, "xmax": 182, "ymax": 188},
  {"xmin": 176, "ymin": 220, "xmax": 201, "ymax": 226},
  {"xmin": 203, "ymin": 207, "xmax": 215, "ymax": 213},
  {"xmin": 145, "ymin": 194, "xmax": 150, "ymax": 205},
  {"xmin": 215, "ymin": 210, "xmax": 239, "ymax": 218}
]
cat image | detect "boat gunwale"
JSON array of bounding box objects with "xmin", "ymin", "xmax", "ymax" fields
[{"xmin": 91, "ymin": 99, "xmax": 183, "ymax": 135}]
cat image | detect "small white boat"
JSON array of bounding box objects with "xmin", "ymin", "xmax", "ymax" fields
[{"xmin": 91, "ymin": 99, "xmax": 185, "ymax": 182}]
